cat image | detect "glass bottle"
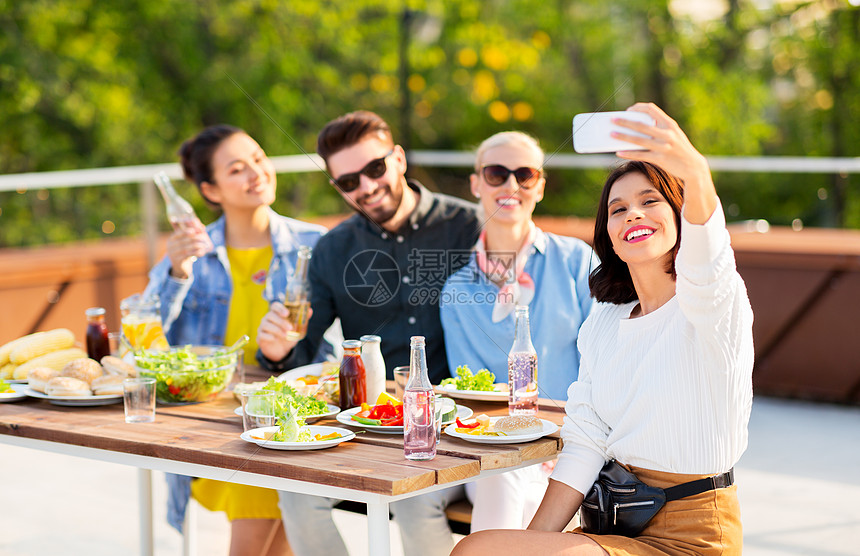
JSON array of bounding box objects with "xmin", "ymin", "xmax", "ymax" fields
[
  {"xmin": 508, "ymin": 305, "xmax": 538, "ymax": 415},
  {"xmin": 360, "ymin": 335, "xmax": 386, "ymax": 404},
  {"xmin": 85, "ymin": 307, "xmax": 111, "ymax": 361},
  {"xmin": 338, "ymin": 340, "xmax": 367, "ymax": 409},
  {"xmin": 285, "ymin": 246, "xmax": 312, "ymax": 341},
  {"xmin": 153, "ymin": 171, "xmax": 204, "ymax": 233},
  {"xmin": 403, "ymin": 336, "xmax": 436, "ymax": 461}
]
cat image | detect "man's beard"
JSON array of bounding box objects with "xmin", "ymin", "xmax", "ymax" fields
[{"xmin": 357, "ymin": 181, "xmax": 403, "ymax": 226}]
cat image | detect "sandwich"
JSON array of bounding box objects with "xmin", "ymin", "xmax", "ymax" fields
[
  {"xmin": 28, "ymin": 366, "xmax": 62, "ymax": 393},
  {"xmin": 45, "ymin": 376, "xmax": 92, "ymax": 397},
  {"xmin": 91, "ymin": 374, "xmax": 124, "ymax": 396},
  {"xmin": 61, "ymin": 358, "xmax": 104, "ymax": 385},
  {"xmin": 494, "ymin": 415, "xmax": 543, "ymax": 435}
]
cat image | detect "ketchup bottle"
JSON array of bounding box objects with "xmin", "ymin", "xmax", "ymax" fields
[
  {"xmin": 85, "ymin": 307, "xmax": 111, "ymax": 361},
  {"xmin": 338, "ymin": 340, "xmax": 367, "ymax": 409}
]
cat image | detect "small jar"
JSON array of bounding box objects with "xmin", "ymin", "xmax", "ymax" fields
[
  {"xmin": 85, "ymin": 307, "xmax": 111, "ymax": 361},
  {"xmin": 338, "ymin": 340, "xmax": 367, "ymax": 409}
]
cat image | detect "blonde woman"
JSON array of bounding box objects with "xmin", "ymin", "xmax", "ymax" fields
[{"xmin": 441, "ymin": 131, "xmax": 596, "ymax": 531}]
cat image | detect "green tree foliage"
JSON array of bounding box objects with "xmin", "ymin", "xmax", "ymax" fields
[{"xmin": 1, "ymin": 0, "xmax": 858, "ymax": 247}]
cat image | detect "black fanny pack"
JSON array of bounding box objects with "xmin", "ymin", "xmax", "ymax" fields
[{"xmin": 580, "ymin": 460, "xmax": 734, "ymax": 537}]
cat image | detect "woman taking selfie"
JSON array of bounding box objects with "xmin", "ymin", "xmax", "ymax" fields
[
  {"xmin": 146, "ymin": 124, "xmax": 326, "ymax": 556},
  {"xmin": 440, "ymin": 131, "xmax": 595, "ymax": 532},
  {"xmin": 452, "ymin": 103, "xmax": 753, "ymax": 555}
]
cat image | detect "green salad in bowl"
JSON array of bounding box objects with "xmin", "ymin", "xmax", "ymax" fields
[{"xmin": 134, "ymin": 345, "xmax": 237, "ymax": 404}]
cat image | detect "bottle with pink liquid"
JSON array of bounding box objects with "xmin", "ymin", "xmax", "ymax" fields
[
  {"xmin": 508, "ymin": 305, "xmax": 538, "ymax": 415},
  {"xmin": 403, "ymin": 336, "xmax": 436, "ymax": 461}
]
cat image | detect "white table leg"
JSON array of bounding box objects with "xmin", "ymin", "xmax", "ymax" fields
[
  {"xmin": 367, "ymin": 500, "xmax": 391, "ymax": 556},
  {"xmin": 138, "ymin": 468, "xmax": 154, "ymax": 556}
]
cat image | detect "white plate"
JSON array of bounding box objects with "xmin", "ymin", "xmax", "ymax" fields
[
  {"xmin": 233, "ymin": 403, "xmax": 340, "ymax": 423},
  {"xmin": 443, "ymin": 404, "xmax": 473, "ymax": 426},
  {"xmin": 336, "ymin": 407, "xmax": 403, "ymax": 434},
  {"xmin": 0, "ymin": 384, "xmax": 28, "ymax": 402},
  {"xmin": 6, "ymin": 379, "xmax": 28, "ymax": 385},
  {"xmin": 240, "ymin": 425, "xmax": 355, "ymax": 450},
  {"xmin": 20, "ymin": 386, "xmax": 123, "ymax": 407},
  {"xmin": 335, "ymin": 403, "xmax": 473, "ymax": 433},
  {"xmin": 444, "ymin": 417, "xmax": 558, "ymax": 444},
  {"xmin": 434, "ymin": 383, "xmax": 509, "ymax": 402},
  {"xmin": 277, "ymin": 362, "xmax": 325, "ymax": 382}
]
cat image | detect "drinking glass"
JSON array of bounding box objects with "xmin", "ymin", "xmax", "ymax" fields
[
  {"xmin": 240, "ymin": 391, "xmax": 276, "ymax": 431},
  {"xmin": 123, "ymin": 378, "xmax": 156, "ymax": 423}
]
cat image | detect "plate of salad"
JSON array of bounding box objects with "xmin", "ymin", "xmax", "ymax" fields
[
  {"xmin": 241, "ymin": 425, "xmax": 355, "ymax": 450},
  {"xmin": 0, "ymin": 381, "xmax": 28, "ymax": 402},
  {"xmin": 435, "ymin": 365, "xmax": 509, "ymax": 402},
  {"xmin": 234, "ymin": 403, "xmax": 340, "ymax": 423},
  {"xmin": 236, "ymin": 377, "xmax": 334, "ymax": 423}
]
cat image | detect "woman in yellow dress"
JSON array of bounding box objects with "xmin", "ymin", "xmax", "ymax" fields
[{"xmin": 145, "ymin": 124, "xmax": 326, "ymax": 555}]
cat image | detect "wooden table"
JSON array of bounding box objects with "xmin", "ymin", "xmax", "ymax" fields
[{"xmin": 0, "ymin": 381, "xmax": 565, "ymax": 556}]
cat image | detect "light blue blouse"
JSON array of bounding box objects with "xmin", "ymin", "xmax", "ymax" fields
[{"xmin": 440, "ymin": 228, "xmax": 597, "ymax": 401}]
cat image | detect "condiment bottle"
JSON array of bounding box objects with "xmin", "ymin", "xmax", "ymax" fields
[
  {"xmin": 403, "ymin": 336, "xmax": 436, "ymax": 461},
  {"xmin": 507, "ymin": 305, "xmax": 538, "ymax": 416},
  {"xmin": 285, "ymin": 246, "xmax": 312, "ymax": 341},
  {"xmin": 338, "ymin": 340, "xmax": 367, "ymax": 409},
  {"xmin": 360, "ymin": 334, "xmax": 386, "ymax": 403},
  {"xmin": 85, "ymin": 307, "xmax": 111, "ymax": 361}
]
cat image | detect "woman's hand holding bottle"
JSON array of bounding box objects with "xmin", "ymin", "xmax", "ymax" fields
[{"xmin": 166, "ymin": 219, "xmax": 213, "ymax": 279}]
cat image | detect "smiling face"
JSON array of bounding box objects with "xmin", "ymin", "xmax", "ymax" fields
[
  {"xmin": 201, "ymin": 133, "xmax": 277, "ymax": 209},
  {"xmin": 471, "ymin": 142, "xmax": 545, "ymax": 226},
  {"xmin": 327, "ymin": 136, "xmax": 407, "ymax": 226},
  {"xmin": 606, "ymin": 171, "xmax": 678, "ymax": 269}
]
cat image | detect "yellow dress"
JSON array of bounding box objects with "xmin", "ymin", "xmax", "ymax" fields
[{"xmin": 192, "ymin": 245, "xmax": 281, "ymax": 521}]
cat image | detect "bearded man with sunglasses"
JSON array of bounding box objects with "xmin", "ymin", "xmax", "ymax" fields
[{"xmin": 256, "ymin": 110, "xmax": 479, "ymax": 556}]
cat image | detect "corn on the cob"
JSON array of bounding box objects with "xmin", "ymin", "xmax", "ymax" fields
[
  {"xmin": 0, "ymin": 363, "xmax": 16, "ymax": 380},
  {"xmin": 9, "ymin": 329, "xmax": 76, "ymax": 365},
  {"xmin": 0, "ymin": 336, "xmax": 33, "ymax": 367},
  {"xmin": 14, "ymin": 347, "xmax": 88, "ymax": 380}
]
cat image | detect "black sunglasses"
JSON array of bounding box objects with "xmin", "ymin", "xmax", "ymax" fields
[
  {"xmin": 480, "ymin": 165, "xmax": 542, "ymax": 188},
  {"xmin": 332, "ymin": 149, "xmax": 395, "ymax": 193}
]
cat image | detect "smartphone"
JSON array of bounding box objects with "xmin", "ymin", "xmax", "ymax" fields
[{"xmin": 572, "ymin": 111, "xmax": 656, "ymax": 154}]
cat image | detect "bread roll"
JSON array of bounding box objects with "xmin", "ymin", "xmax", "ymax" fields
[
  {"xmin": 28, "ymin": 366, "xmax": 62, "ymax": 393},
  {"xmin": 100, "ymin": 355, "xmax": 136, "ymax": 378},
  {"xmin": 494, "ymin": 415, "xmax": 543, "ymax": 435},
  {"xmin": 46, "ymin": 376, "xmax": 92, "ymax": 397},
  {"xmin": 60, "ymin": 358, "xmax": 104, "ymax": 385},
  {"xmin": 91, "ymin": 374, "xmax": 124, "ymax": 396}
]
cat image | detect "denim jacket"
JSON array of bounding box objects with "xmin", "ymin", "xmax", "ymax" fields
[
  {"xmin": 144, "ymin": 208, "xmax": 327, "ymax": 532},
  {"xmin": 145, "ymin": 208, "xmax": 327, "ymax": 346}
]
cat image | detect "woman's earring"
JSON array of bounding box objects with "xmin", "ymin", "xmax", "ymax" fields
[{"xmin": 475, "ymin": 192, "xmax": 481, "ymax": 199}]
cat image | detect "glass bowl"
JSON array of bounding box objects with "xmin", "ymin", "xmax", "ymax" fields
[{"xmin": 133, "ymin": 345, "xmax": 238, "ymax": 404}]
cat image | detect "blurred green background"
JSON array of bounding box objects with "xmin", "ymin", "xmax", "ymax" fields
[{"xmin": 1, "ymin": 0, "xmax": 858, "ymax": 247}]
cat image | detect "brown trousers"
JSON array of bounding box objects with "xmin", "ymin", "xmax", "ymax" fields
[{"xmin": 572, "ymin": 464, "xmax": 742, "ymax": 555}]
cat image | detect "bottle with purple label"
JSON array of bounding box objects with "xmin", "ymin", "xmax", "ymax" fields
[
  {"xmin": 508, "ymin": 305, "xmax": 538, "ymax": 415},
  {"xmin": 403, "ymin": 336, "xmax": 436, "ymax": 461}
]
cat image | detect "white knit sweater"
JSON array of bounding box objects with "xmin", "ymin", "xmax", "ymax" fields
[{"xmin": 551, "ymin": 204, "xmax": 754, "ymax": 496}]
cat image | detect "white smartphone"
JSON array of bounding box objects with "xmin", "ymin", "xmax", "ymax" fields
[{"xmin": 572, "ymin": 111, "xmax": 656, "ymax": 154}]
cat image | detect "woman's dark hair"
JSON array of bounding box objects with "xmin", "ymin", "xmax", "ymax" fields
[
  {"xmin": 316, "ymin": 110, "xmax": 393, "ymax": 167},
  {"xmin": 589, "ymin": 161, "xmax": 685, "ymax": 304},
  {"xmin": 178, "ymin": 124, "xmax": 244, "ymax": 205}
]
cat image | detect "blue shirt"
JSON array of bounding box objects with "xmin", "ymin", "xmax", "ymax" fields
[{"xmin": 440, "ymin": 228, "xmax": 597, "ymax": 401}]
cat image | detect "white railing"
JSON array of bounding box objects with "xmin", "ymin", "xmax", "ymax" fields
[
  {"xmin": 3, "ymin": 152, "xmax": 860, "ymax": 265},
  {"xmin": 4, "ymin": 152, "xmax": 860, "ymax": 192}
]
